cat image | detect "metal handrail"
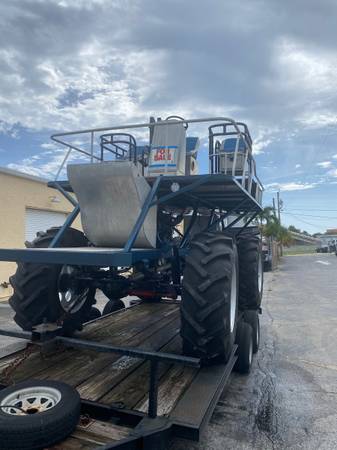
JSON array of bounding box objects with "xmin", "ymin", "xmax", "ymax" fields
[{"xmin": 50, "ymin": 116, "xmax": 263, "ymax": 197}]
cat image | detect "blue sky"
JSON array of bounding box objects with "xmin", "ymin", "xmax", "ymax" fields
[{"xmin": 1, "ymin": 0, "xmax": 337, "ymax": 234}]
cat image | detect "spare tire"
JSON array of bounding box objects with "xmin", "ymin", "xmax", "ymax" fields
[
  {"xmin": 0, "ymin": 379, "xmax": 80, "ymax": 450},
  {"xmin": 9, "ymin": 227, "xmax": 96, "ymax": 335}
]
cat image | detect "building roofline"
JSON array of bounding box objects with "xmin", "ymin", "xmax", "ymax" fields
[{"xmin": 0, "ymin": 167, "xmax": 47, "ymax": 184}]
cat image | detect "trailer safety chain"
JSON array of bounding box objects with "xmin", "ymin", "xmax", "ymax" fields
[{"xmin": 0, "ymin": 344, "xmax": 39, "ymax": 385}]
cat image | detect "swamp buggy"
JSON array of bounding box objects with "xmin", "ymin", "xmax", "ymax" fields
[{"xmin": 0, "ymin": 116, "xmax": 263, "ymax": 450}]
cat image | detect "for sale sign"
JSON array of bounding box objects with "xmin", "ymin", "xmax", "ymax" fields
[{"xmin": 149, "ymin": 145, "xmax": 178, "ymax": 173}]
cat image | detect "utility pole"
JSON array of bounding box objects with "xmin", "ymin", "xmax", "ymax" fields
[
  {"xmin": 277, "ymin": 191, "xmax": 281, "ymax": 223},
  {"xmin": 272, "ymin": 197, "xmax": 276, "ymax": 216},
  {"xmin": 277, "ymin": 190, "xmax": 283, "ymax": 255}
]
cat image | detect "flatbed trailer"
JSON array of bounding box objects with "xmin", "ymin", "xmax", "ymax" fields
[{"xmin": 0, "ymin": 300, "xmax": 236, "ymax": 449}]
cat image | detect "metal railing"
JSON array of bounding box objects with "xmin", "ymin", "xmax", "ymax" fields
[{"xmin": 50, "ymin": 116, "xmax": 263, "ymax": 201}]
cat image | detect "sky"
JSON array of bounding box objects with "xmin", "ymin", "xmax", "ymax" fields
[{"xmin": 1, "ymin": 0, "xmax": 337, "ymax": 234}]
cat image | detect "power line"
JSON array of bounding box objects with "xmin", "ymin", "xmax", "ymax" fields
[
  {"xmin": 283, "ymin": 211, "xmax": 337, "ymax": 219},
  {"xmin": 285, "ymin": 208, "xmax": 337, "ymax": 212},
  {"xmin": 283, "ymin": 212, "xmax": 336, "ymax": 228}
]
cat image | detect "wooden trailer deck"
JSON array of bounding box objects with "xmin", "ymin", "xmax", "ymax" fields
[{"xmin": 0, "ymin": 301, "xmax": 236, "ymax": 449}]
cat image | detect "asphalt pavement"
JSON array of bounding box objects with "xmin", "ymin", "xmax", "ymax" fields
[{"xmin": 0, "ymin": 255, "xmax": 337, "ymax": 449}]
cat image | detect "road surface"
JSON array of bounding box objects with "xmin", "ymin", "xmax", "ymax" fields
[{"xmin": 1, "ymin": 255, "xmax": 337, "ymax": 449}]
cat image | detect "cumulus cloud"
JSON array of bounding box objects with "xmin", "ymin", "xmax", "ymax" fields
[
  {"xmin": 317, "ymin": 161, "xmax": 332, "ymax": 168},
  {"xmin": 265, "ymin": 181, "xmax": 317, "ymax": 192},
  {"xmin": 1, "ymin": 0, "xmax": 337, "ymax": 190},
  {"xmin": 0, "ymin": 0, "xmax": 337, "ymax": 137}
]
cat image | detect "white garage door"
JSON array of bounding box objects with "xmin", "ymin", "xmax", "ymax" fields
[{"xmin": 25, "ymin": 208, "xmax": 67, "ymax": 242}]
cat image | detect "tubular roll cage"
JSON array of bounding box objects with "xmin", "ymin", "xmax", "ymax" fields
[{"xmin": 50, "ymin": 116, "xmax": 262, "ymax": 251}]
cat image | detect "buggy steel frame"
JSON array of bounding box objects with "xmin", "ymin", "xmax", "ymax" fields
[
  {"xmin": 0, "ymin": 117, "xmax": 263, "ymax": 267},
  {"xmin": 0, "ymin": 116, "xmax": 263, "ymax": 449}
]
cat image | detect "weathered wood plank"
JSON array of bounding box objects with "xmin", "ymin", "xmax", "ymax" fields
[
  {"xmin": 135, "ymin": 364, "xmax": 197, "ymax": 416},
  {"xmin": 46, "ymin": 420, "xmax": 130, "ymax": 449},
  {"xmin": 3, "ymin": 345, "xmax": 73, "ymax": 384},
  {"xmin": 9, "ymin": 304, "xmax": 178, "ymax": 385},
  {"xmin": 82, "ymin": 303, "xmax": 176, "ymax": 341},
  {"xmin": 46, "ymin": 436, "xmax": 95, "ymax": 450},
  {"xmin": 74, "ymin": 420, "xmax": 130, "ymax": 443},
  {"xmin": 78, "ymin": 316, "xmax": 180, "ymax": 401},
  {"xmin": 99, "ymin": 334, "xmax": 182, "ymax": 408},
  {"xmin": 31, "ymin": 308, "xmax": 179, "ymax": 387}
]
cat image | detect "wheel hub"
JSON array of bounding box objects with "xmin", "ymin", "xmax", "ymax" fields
[
  {"xmin": 58, "ymin": 265, "xmax": 89, "ymax": 314},
  {"xmin": 1, "ymin": 386, "xmax": 61, "ymax": 416}
]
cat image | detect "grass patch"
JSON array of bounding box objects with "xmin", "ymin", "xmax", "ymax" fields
[{"xmin": 284, "ymin": 245, "xmax": 316, "ymax": 255}]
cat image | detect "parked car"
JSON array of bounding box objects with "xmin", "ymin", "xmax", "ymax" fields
[{"xmin": 262, "ymin": 236, "xmax": 273, "ymax": 271}]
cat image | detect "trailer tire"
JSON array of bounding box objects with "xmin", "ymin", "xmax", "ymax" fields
[
  {"xmin": 243, "ymin": 309, "xmax": 260, "ymax": 353},
  {"xmin": 9, "ymin": 228, "xmax": 96, "ymax": 335},
  {"xmin": 237, "ymin": 234, "xmax": 263, "ymax": 310},
  {"xmin": 234, "ymin": 321, "xmax": 253, "ymax": 374},
  {"xmin": 181, "ymin": 232, "xmax": 238, "ymax": 364},
  {"xmin": 0, "ymin": 379, "xmax": 80, "ymax": 450},
  {"xmin": 102, "ymin": 299, "xmax": 125, "ymax": 315}
]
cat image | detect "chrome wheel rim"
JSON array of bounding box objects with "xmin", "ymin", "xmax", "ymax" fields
[
  {"xmin": 256, "ymin": 320, "xmax": 260, "ymax": 348},
  {"xmin": 230, "ymin": 264, "xmax": 237, "ymax": 333},
  {"xmin": 58, "ymin": 265, "xmax": 89, "ymax": 314},
  {"xmin": 248, "ymin": 339, "xmax": 253, "ymax": 366},
  {"xmin": 258, "ymin": 253, "xmax": 263, "ymax": 295},
  {"xmin": 1, "ymin": 386, "xmax": 61, "ymax": 415}
]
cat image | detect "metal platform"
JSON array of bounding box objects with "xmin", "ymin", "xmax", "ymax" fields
[
  {"xmin": 49, "ymin": 173, "xmax": 262, "ymax": 212},
  {"xmin": 0, "ymin": 246, "xmax": 164, "ymax": 266},
  {"xmin": 0, "ymin": 301, "xmax": 236, "ymax": 449}
]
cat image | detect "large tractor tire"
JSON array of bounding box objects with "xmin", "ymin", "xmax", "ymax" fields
[
  {"xmin": 9, "ymin": 227, "xmax": 96, "ymax": 335},
  {"xmin": 181, "ymin": 232, "xmax": 238, "ymax": 364},
  {"xmin": 237, "ymin": 233, "xmax": 263, "ymax": 310}
]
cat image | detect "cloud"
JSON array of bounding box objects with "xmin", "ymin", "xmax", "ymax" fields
[
  {"xmin": 7, "ymin": 146, "xmax": 88, "ymax": 178},
  {"xmin": 0, "ymin": 0, "xmax": 337, "ymax": 138},
  {"xmin": 1, "ymin": 0, "xmax": 337, "ymax": 203},
  {"xmin": 317, "ymin": 161, "xmax": 332, "ymax": 168},
  {"xmin": 265, "ymin": 181, "xmax": 317, "ymax": 192},
  {"xmin": 327, "ymin": 168, "xmax": 337, "ymax": 177}
]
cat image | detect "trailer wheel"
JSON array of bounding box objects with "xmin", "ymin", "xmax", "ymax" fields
[
  {"xmin": 181, "ymin": 232, "xmax": 238, "ymax": 364},
  {"xmin": 0, "ymin": 379, "xmax": 80, "ymax": 450},
  {"xmin": 102, "ymin": 299, "xmax": 125, "ymax": 315},
  {"xmin": 237, "ymin": 234, "xmax": 263, "ymax": 310},
  {"xmin": 243, "ymin": 309, "xmax": 260, "ymax": 353},
  {"xmin": 234, "ymin": 321, "xmax": 253, "ymax": 374},
  {"xmin": 9, "ymin": 228, "xmax": 96, "ymax": 335}
]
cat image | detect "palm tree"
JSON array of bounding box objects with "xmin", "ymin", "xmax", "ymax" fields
[{"xmin": 259, "ymin": 206, "xmax": 292, "ymax": 247}]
